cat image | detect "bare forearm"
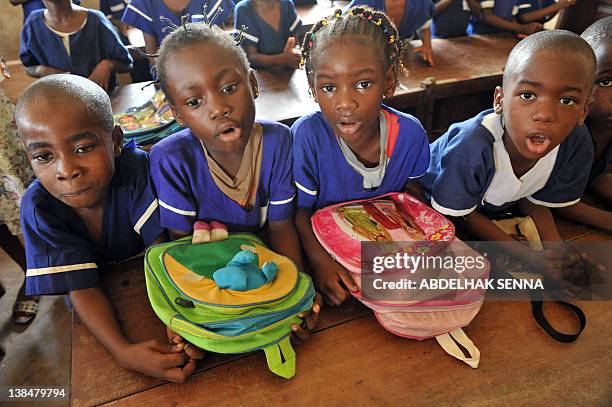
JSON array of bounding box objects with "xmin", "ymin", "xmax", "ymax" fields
[
  {"xmin": 247, "ymin": 52, "xmax": 288, "ymax": 68},
  {"xmin": 554, "ymin": 202, "xmax": 612, "ymax": 232},
  {"xmin": 518, "ymin": 198, "xmax": 561, "ymax": 242},
  {"xmin": 111, "ymin": 59, "xmax": 132, "ymax": 73},
  {"xmin": 296, "ymin": 208, "xmax": 332, "ymax": 270},
  {"xmin": 10, "ymin": 0, "xmax": 30, "ymax": 6},
  {"xmin": 405, "ymin": 180, "xmax": 426, "ymax": 202},
  {"xmin": 518, "ymin": 4, "xmax": 562, "ymax": 22},
  {"xmin": 268, "ymin": 219, "xmax": 304, "ymax": 271},
  {"xmin": 143, "ymin": 33, "xmax": 159, "ymax": 68},
  {"xmin": 590, "ymin": 173, "xmax": 612, "ymax": 205},
  {"xmin": 482, "ymin": 10, "xmax": 524, "ymax": 32}
]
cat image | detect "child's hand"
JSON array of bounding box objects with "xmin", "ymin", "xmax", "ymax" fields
[
  {"xmin": 414, "ymin": 43, "xmax": 434, "ymax": 66},
  {"xmin": 291, "ymin": 293, "xmax": 322, "ymax": 344},
  {"xmin": 312, "ymin": 257, "xmax": 358, "ymax": 306},
  {"xmin": 283, "ymin": 37, "xmax": 301, "ymax": 69},
  {"xmin": 519, "ymin": 22, "xmax": 543, "ymax": 36},
  {"xmin": 558, "ymin": 0, "xmax": 577, "ymax": 8},
  {"xmin": 88, "ymin": 59, "xmax": 114, "ymax": 92},
  {"xmin": 116, "ymin": 339, "xmax": 197, "ymax": 383},
  {"xmin": 166, "ymin": 327, "xmax": 206, "ymax": 361}
]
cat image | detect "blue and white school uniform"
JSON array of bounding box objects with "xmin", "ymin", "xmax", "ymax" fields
[
  {"xmin": 150, "ymin": 120, "xmax": 295, "ymax": 233},
  {"xmin": 346, "ymin": 0, "xmax": 435, "ymax": 39},
  {"xmin": 291, "ymin": 105, "xmax": 430, "ymax": 210},
  {"xmin": 101, "ymin": 0, "xmax": 130, "ymax": 21},
  {"xmin": 122, "ymin": 0, "xmax": 235, "ymax": 45},
  {"xmin": 469, "ymin": 0, "xmax": 531, "ymax": 34},
  {"xmin": 21, "ymin": 146, "xmax": 163, "ymax": 296},
  {"xmin": 19, "ymin": 9, "xmax": 132, "ymax": 87},
  {"xmin": 590, "ymin": 137, "xmax": 612, "ymax": 180},
  {"xmin": 234, "ymin": 0, "xmax": 301, "ymax": 55},
  {"xmin": 420, "ymin": 109, "xmax": 594, "ymax": 217},
  {"xmin": 432, "ymin": 0, "xmax": 470, "ymax": 38},
  {"xmin": 524, "ymin": 0, "xmax": 556, "ymax": 23}
]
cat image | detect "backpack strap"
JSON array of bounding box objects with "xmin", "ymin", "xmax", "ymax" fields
[
  {"xmin": 263, "ymin": 336, "xmax": 296, "ymax": 379},
  {"xmin": 530, "ymin": 292, "xmax": 586, "ymax": 343},
  {"xmin": 435, "ymin": 328, "xmax": 480, "ymax": 368}
]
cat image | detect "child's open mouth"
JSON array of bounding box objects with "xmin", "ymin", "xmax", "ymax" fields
[
  {"xmin": 337, "ymin": 120, "xmax": 361, "ymax": 135},
  {"xmin": 526, "ymin": 133, "xmax": 551, "ymax": 155},
  {"xmin": 217, "ymin": 125, "xmax": 241, "ymax": 142}
]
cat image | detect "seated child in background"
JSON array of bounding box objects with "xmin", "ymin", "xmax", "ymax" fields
[
  {"xmin": 421, "ymin": 30, "xmax": 596, "ymax": 285},
  {"xmin": 523, "ymin": 0, "xmax": 575, "ymax": 24},
  {"xmin": 234, "ymin": 0, "xmax": 302, "ymax": 69},
  {"xmin": 150, "ymin": 23, "xmax": 320, "ymax": 340},
  {"xmin": 16, "ymin": 75, "xmax": 203, "ymax": 383},
  {"xmin": 122, "ymin": 0, "xmax": 235, "ymax": 70},
  {"xmin": 347, "ymin": 0, "xmax": 436, "ymax": 66},
  {"xmin": 555, "ymin": 17, "xmax": 612, "ymax": 231},
  {"xmin": 432, "ymin": 0, "xmax": 481, "ymax": 38},
  {"xmin": 100, "ymin": 0, "xmax": 130, "ymax": 43},
  {"xmin": 469, "ymin": 0, "xmax": 543, "ymax": 36},
  {"xmin": 19, "ymin": 0, "xmax": 132, "ymax": 92},
  {"xmin": 294, "ymin": 6, "xmax": 430, "ymax": 305},
  {"xmin": 10, "ymin": 0, "xmax": 80, "ymax": 23}
]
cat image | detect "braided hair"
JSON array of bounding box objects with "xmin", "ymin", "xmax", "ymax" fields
[{"xmin": 301, "ymin": 6, "xmax": 405, "ymax": 87}]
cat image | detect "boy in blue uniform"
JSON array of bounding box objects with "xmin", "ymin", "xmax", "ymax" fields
[
  {"xmin": 234, "ymin": 0, "xmax": 302, "ymax": 69},
  {"xmin": 19, "ymin": 0, "xmax": 132, "ymax": 92},
  {"xmin": 432, "ymin": 0, "xmax": 481, "ymax": 38},
  {"xmin": 522, "ymin": 0, "xmax": 575, "ymax": 24},
  {"xmin": 421, "ymin": 30, "xmax": 597, "ymax": 285},
  {"xmin": 469, "ymin": 0, "xmax": 542, "ymax": 36},
  {"xmin": 17, "ymin": 75, "xmax": 202, "ymax": 382}
]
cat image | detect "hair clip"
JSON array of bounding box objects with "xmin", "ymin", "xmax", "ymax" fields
[
  {"xmin": 208, "ymin": 7, "xmax": 224, "ymax": 26},
  {"xmin": 234, "ymin": 25, "xmax": 248, "ymax": 46}
]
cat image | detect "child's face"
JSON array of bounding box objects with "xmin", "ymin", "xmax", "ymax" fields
[
  {"xmin": 165, "ymin": 42, "xmax": 257, "ymax": 154},
  {"xmin": 588, "ymin": 42, "xmax": 612, "ymax": 132},
  {"xmin": 19, "ymin": 98, "xmax": 122, "ymax": 209},
  {"xmin": 494, "ymin": 50, "xmax": 593, "ymax": 161},
  {"xmin": 311, "ymin": 37, "xmax": 396, "ymax": 144}
]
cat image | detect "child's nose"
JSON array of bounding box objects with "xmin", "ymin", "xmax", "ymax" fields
[
  {"xmin": 335, "ymin": 89, "xmax": 357, "ymax": 112},
  {"xmin": 55, "ymin": 159, "xmax": 82, "ymax": 181},
  {"xmin": 208, "ymin": 95, "xmax": 231, "ymax": 120},
  {"xmin": 532, "ymin": 100, "xmax": 555, "ymax": 123}
]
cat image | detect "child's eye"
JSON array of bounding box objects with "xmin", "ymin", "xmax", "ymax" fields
[
  {"xmin": 519, "ymin": 92, "xmax": 536, "ymax": 100},
  {"xmin": 75, "ymin": 144, "xmax": 95, "ymax": 154},
  {"xmin": 596, "ymin": 79, "xmax": 611, "ymax": 88},
  {"xmin": 221, "ymin": 83, "xmax": 238, "ymax": 94},
  {"xmin": 356, "ymin": 81, "xmax": 373, "ymax": 90},
  {"xmin": 185, "ymin": 98, "xmax": 202, "ymax": 108},
  {"xmin": 32, "ymin": 152, "xmax": 53, "ymax": 163},
  {"xmin": 560, "ymin": 97, "xmax": 576, "ymax": 106},
  {"xmin": 321, "ymin": 84, "xmax": 336, "ymax": 93}
]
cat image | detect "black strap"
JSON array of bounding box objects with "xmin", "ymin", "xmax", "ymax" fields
[{"xmin": 530, "ymin": 292, "xmax": 586, "ymax": 343}]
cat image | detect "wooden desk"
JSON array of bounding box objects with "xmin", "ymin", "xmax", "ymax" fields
[
  {"xmin": 71, "ymin": 221, "xmax": 611, "ymax": 406},
  {"xmin": 111, "ymin": 34, "xmax": 517, "ymax": 138}
]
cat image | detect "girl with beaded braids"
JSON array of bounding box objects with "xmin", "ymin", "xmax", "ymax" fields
[{"xmin": 292, "ymin": 6, "xmax": 430, "ymax": 305}]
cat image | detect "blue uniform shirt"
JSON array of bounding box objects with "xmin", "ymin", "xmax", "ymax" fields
[
  {"xmin": 421, "ymin": 109, "xmax": 594, "ymax": 217},
  {"xmin": 22, "ymin": 147, "xmax": 163, "ymax": 296},
  {"xmin": 234, "ymin": 0, "xmax": 302, "ymax": 55},
  {"xmin": 122, "ymin": 0, "xmax": 235, "ymax": 45},
  {"xmin": 291, "ymin": 104, "xmax": 430, "ymax": 210},
  {"xmin": 100, "ymin": 0, "xmax": 129, "ymax": 20},
  {"xmin": 20, "ymin": 9, "xmax": 132, "ymax": 86},
  {"xmin": 432, "ymin": 0, "xmax": 470, "ymax": 38},
  {"xmin": 21, "ymin": 0, "xmax": 81, "ymax": 22},
  {"xmin": 346, "ymin": 0, "xmax": 435, "ymax": 39},
  {"xmin": 150, "ymin": 120, "xmax": 295, "ymax": 233},
  {"xmin": 469, "ymin": 0, "xmax": 532, "ymax": 34}
]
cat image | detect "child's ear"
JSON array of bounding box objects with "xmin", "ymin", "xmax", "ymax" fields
[
  {"xmin": 383, "ymin": 67, "xmax": 397, "ymax": 98},
  {"xmin": 112, "ymin": 125, "xmax": 123, "ymax": 157},
  {"xmin": 493, "ymin": 86, "xmax": 504, "ymax": 114},
  {"xmin": 248, "ymin": 69, "xmax": 259, "ymax": 99}
]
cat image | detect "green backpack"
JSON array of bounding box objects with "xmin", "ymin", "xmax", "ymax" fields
[{"xmin": 144, "ymin": 233, "xmax": 315, "ymax": 379}]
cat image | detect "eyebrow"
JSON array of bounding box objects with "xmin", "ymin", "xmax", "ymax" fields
[
  {"xmin": 214, "ymin": 67, "xmax": 234, "ymax": 80},
  {"xmin": 517, "ymin": 80, "xmax": 585, "ymax": 93},
  {"xmin": 26, "ymin": 132, "xmax": 98, "ymax": 151},
  {"xmin": 316, "ymin": 68, "xmax": 378, "ymax": 80}
]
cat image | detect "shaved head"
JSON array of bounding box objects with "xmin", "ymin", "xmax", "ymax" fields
[
  {"xmin": 15, "ymin": 74, "xmax": 114, "ymax": 136},
  {"xmin": 503, "ymin": 30, "xmax": 596, "ymax": 89}
]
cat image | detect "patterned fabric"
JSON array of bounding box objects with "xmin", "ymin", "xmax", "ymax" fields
[{"xmin": 0, "ymin": 87, "xmax": 34, "ymax": 236}]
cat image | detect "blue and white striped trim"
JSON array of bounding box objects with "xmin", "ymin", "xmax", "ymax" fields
[
  {"xmin": 270, "ymin": 194, "xmax": 295, "ymax": 205},
  {"xmin": 408, "ymin": 172, "xmax": 426, "ymax": 179},
  {"xmin": 526, "ymin": 196, "xmax": 580, "ymax": 208},
  {"xmin": 289, "ymin": 16, "xmax": 301, "ymax": 32},
  {"xmin": 159, "ymin": 200, "xmax": 196, "ymax": 217},
  {"xmin": 134, "ymin": 199, "xmax": 159, "ymax": 235},
  {"xmin": 26, "ymin": 263, "xmax": 97, "ymax": 277},
  {"xmin": 431, "ymin": 197, "xmax": 476, "ymax": 217},
  {"xmin": 241, "ymin": 31, "xmax": 259, "ymax": 44},
  {"xmin": 126, "ymin": 4, "xmax": 152, "ymax": 22},
  {"xmin": 295, "ymin": 182, "xmax": 317, "ymax": 196},
  {"xmin": 422, "ymin": 19, "xmax": 432, "ymax": 29},
  {"xmin": 110, "ymin": 3, "xmax": 126, "ymax": 13}
]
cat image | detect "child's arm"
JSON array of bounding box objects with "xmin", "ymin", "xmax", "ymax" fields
[
  {"xmin": 553, "ymin": 202, "xmax": 612, "ymax": 232},
  {"xmin": 481, "ymin": 8, "xmax": 542, "ymax": 35},
  {"xmin": 244, "ymin": 39, "xmax": 301, "ymax": 70},
  {"xmin": 268, "ymin": 218, "xmax": 305, "ymax": 271},
  {"xmin": 88, "ymin": 59, "xmax": 131, "ymax": 92},
  {"xmin": 517, "ymin": 0, "xmax": 576, "ymax": 23},
  {"xmin": 70, "ymin": 287, "xmax": 199, "ymax": 382},
  {"xmin": 9, "ymin": 0, "xmax": 30, "ymax": 5},
  {"xmin": 590, "ymin": 173, "xmax": 612, "ymax": 205},
  {"xmin": 414, "ymin": 26, "xmax": 434, "ymax": 66},
  {"xmin": 295, "ymin": 207, "xmax": 358, "ymax": 305},
  {"xmin": 433, "ymin": 0, "xmax": 455, "ymax": 14},
  {"xmin": 405, "ymin": 180, "xmax": 426, "ymax": 203},
  {"xmin": 142, "ymin": 33, "xmax": 159, "ymax": 69}
]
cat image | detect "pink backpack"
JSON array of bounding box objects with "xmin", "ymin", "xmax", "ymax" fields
[{"xmin": 311, "ymin": 192, "xmax": 490, "ymax": 368}]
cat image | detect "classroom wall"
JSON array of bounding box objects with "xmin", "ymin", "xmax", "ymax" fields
[{"xmin": 0, "ymin": 0, "xmax": 99, "ymax": 61}]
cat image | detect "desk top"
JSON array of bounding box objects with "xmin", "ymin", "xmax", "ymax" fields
[{"xmin": 71, "ymin": 220, "xmax": 612, "ymax": 406}]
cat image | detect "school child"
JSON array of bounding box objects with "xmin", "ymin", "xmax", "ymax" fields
[
  {"xmin": 347, "ymin": 0, "xmax": 436, "ymax": 66},
  {"xmin": 19, "ymin": 0, "xmax": 133, "ymax": 92},
  {"xmin": 522, "ymin": 0, "xmax": 576, "ymax": 24},
  {"xmin": 121, "ymin": 0, "xmax": 235, "ymax": 66},
  {"xmin": 554, "ymin": 17, "xmax": 612, "ymax": 231},
  {"xmin": 10, "ymin": 0, "xmax": 80, "ymax": 23},
  {"xmin": 149, "ymin": 23, "xmax": 321, "ymax": 339},
  {"xmin": 293, "ymin": 6, "xmax": 430, "ymax": 305},
  {"xmin": 421, "ymin": 30, "xmax": 597, "ymax": 285},
  {"xmin": 469, "ymin": 0, "xmax": 543, "ymax": 36},
  {"xmin": 16, "ymin": 74, "xmax": 203, "ymax": 382},
  {"xmin": 431, "ymin": 0, "xmax": 481, "ymax": 38},
  {"xmin": 233, "ymin": 0, "xmax": 302, "ymax": 69}
]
